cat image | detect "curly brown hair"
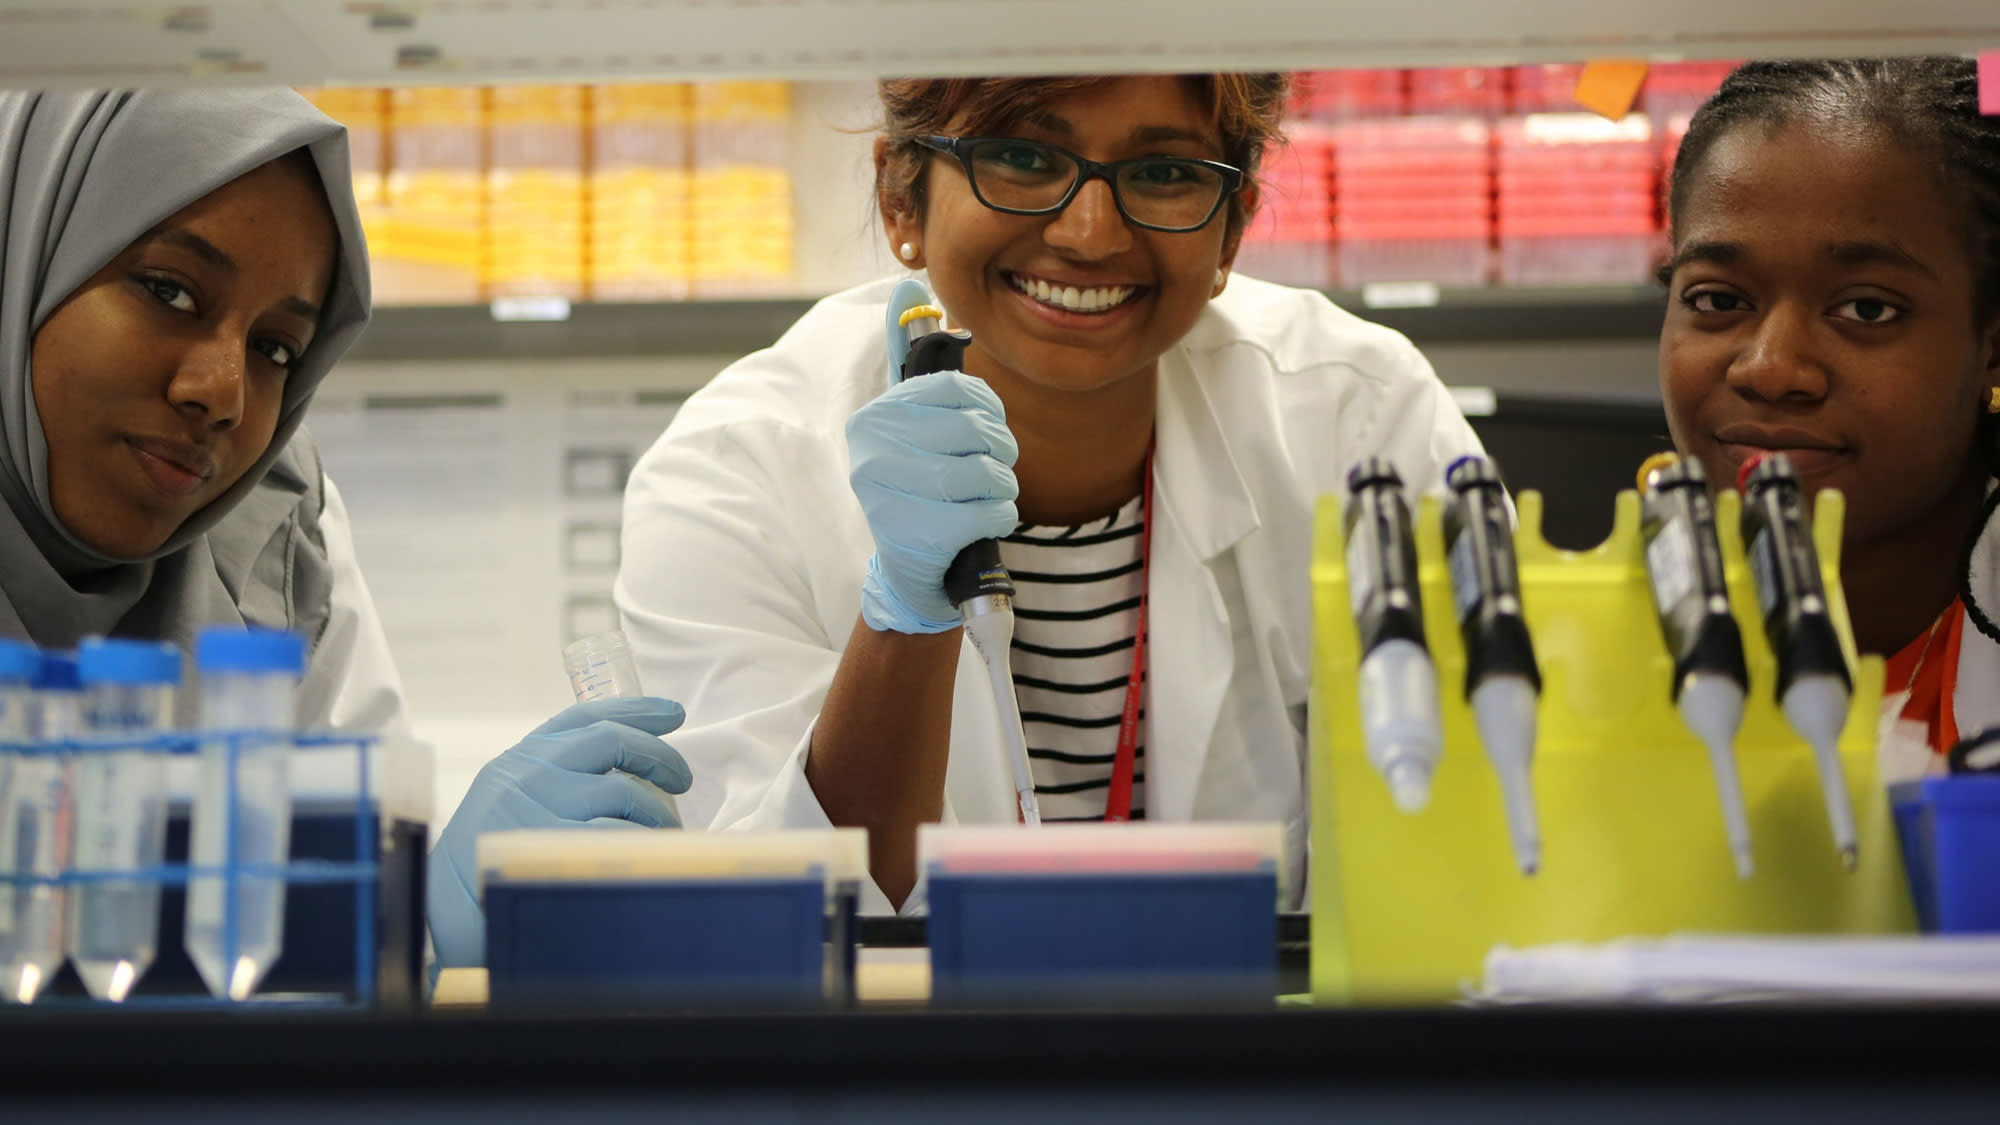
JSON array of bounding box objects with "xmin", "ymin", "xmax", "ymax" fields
[{"xmin": 876, "ymin": 74, "xmax": 1291, "ymax": 240}]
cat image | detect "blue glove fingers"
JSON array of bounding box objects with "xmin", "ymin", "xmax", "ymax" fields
[
  {"xmin": 534, "ymin": 769, "xmax": 680, "ymax": 827},
  {"xmin": 584, "ymin": 816, "xmax": 660, "ymax": 830},
  {"xmin": 860, "ymin": 448, "xmax": 1019, "ymax": 509},
  {"xmin": 879, "ymin": 493, "xmax": 1019, "ymax": 559},
  {"xmin": 530, "ymin": 719, "xmax": 694, "ymax": 793},
  {"xmin": 848, "ymin": 377, "xmax": 1013, "ymax": 463},
  {"xmin": 528, "ymin": 695, "xmax": 686, "ymax": 738},
  {"xmin": 857, "ymin": 405, "xmax": 1018, "ymax": 467},
  {"xmin": 881, "ymin": 369, "xmax": 1007, "ymax": 417}
]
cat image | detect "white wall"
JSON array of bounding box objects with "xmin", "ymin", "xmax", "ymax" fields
[{"xmin": 313, "ymin": 358, "xmax": 713, "ymax": 832}]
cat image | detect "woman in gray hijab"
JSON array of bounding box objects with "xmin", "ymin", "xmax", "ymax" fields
[
  {"xmin": 0, "ymin": 86, "xmax": 407, "ymax": 729},
  {"xmin": 0, "ymin": 88, "xmax": 693, "ymax": 975}
]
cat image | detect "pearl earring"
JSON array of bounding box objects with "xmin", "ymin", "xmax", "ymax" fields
[{"xmin": 899, "ymin": 242, "xmax": 918, "ymax": 263}]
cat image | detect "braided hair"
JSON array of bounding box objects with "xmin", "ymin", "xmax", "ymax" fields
[{"xmin": 1667, "ymin": 57, "xmax": 2000, "ymax": 642}]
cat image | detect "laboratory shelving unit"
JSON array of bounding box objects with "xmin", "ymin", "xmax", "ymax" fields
[
  {"xmin": 8, "ymin": 1, "xmax": 1985, "ymax": 371},
  {"xmin": 3, "ymin": 1, "xmax": 1996, "ymax": 89},
  {"xmin": 345, "ymin": 285, "xmax": 1670, "ymax": 363}
]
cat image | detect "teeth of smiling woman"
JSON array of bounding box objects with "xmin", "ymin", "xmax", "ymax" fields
[{"xmin": 1011, "ymin": 273, "xmax": 1135, "ymax": 313}]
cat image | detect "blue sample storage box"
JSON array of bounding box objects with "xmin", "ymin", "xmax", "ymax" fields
[
  {"xmin": 479, "ymin": 828, "xmax": 868, "ymax": 1010},
  {"xmin": 927, "ymin": 869, "xmax": 1280, "ymax": 1006},
  {"xmin": 485, "ymin": 877, "xmax": 856, "ymax": 1008},
  {"xmin": 1891, "ymin": 776, "xmax": 2000, "ymax": 933}
]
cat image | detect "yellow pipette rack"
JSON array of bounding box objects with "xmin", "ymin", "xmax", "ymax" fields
[{"xmin": 1309, "ymin": 487, "xmax": 1913, "ymax": 1004}]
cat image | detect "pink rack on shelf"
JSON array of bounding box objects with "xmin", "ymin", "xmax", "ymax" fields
[
  {"xmin": 1494, "ymin": 113, "xmax": 1661, "ymax": 285},
  {"xmin": 1332, "ymin": 116, "xmax": 1493, "ymax": 287}
]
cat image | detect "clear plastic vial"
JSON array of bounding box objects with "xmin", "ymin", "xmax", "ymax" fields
[
  {"xmin": 562, "ymin": 631, "xmax": 644, "ymax": 702},
  {"xmin": 561, "ymin": 630, "xmax": 678, "ymax": 822},
  {"xmin": 69, "ymin": 639, "xmax": 180, "ymax": 1003},
  {"xmin": 186, "ymin": 627, "xmax": 304, "ymax": 1002},
  {"xmin": 0, "ymin": 639, "xmax": 43, "ymax": 1002},
  {"xmin": 1, "ymin": 652, "xmax": 81, "ymax": 1005}
]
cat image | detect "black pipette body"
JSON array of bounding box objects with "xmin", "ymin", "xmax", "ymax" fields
[
  {"xmin": 901, "ymin": 329, "xmax": 1015, "ymax": 608},
  {"xmin": 1640, "ymin": 458, "xmax": 1748, "ymax": 697},
  {"xmin": 1738, "ymin": 454, "xmax": 1852, "ymax": 700},
  {"xmin": 1442, "ymin": 456, "xmax": 1541, "ymax": 698}
]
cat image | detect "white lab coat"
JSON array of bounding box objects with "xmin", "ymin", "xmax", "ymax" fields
[
  {"xmin": 300, "ymin": 476, "xmax": 412, "ymax": 738},
  {"xmin": 1877, "ymin": 491, "xmax": 2000, "ymax": 782},
  {"xmin": 616, "ymin": 275, "xmax": 1485, "ymax": 913},
  {"xmin": 155, "ymin": 477, "xmax": 418, "ymax": 816}
]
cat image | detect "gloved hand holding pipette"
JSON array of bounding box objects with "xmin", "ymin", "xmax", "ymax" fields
[
  {"xmin": 847, "ymin": 373, "xmax": 1022, "ymax": 635},
  {"xmin": 427, "ymin": 697, "xmax": 692, "ymax": 969}
]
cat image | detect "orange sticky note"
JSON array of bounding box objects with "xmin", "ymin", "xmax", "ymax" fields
[
  {"xmin": 1573, "ymin": 59, "xmax": 1650, "ymax": 120},
  {"xmin": 1981, "ymin": 51, "xmax": 1999, "ymax": 116}
]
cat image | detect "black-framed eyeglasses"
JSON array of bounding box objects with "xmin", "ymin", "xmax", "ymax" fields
[{"xmin": 914, "ymin": 134, "xmax": 1243, "ymax": 234}]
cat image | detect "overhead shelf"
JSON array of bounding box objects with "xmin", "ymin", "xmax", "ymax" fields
[
  {"xmin": 342, "ymin": 285, "xmax": 1668, "ymax": 363},
  {"xmin": 2, "ymin": 0, "xmax": 1996, "ymax": 89}
]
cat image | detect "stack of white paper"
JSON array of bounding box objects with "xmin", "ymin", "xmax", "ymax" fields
[{"xmin": 1477, "ymin": 935, "xmax": 2000, "ymax": 1003}]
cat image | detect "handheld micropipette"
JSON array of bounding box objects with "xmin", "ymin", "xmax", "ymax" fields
[
  {"xmin": 1737, "ymin": 452, "xmax": 1859, "ymax": 870},
  {"xmin": 1344, "ymin": 458, "xmax": 1444, "ymax": 812},
  {"xmin": 884, "ymin": 280, "xmax": 1040, "ymax": 827},
  {"xmin": 1442, "ymin": 455, "xmax": 1543, "ymax": 874},
  {"xmin": 1639, "ymin": 456, "xmax": 1755, "ymax": 879}
]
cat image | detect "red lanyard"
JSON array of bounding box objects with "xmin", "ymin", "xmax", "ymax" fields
[
  {"xmin": 1102, "ymin": 457, "xmax": 1154, "ymax": 823},
  {"xmin": 1888, "ymin": 597, "xmax": 1965, "ymax": 756}
]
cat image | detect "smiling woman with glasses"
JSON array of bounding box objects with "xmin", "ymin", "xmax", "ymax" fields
[{"xmin": 614, "ymin": 72, "xmax": 1489, "ymax": 913}]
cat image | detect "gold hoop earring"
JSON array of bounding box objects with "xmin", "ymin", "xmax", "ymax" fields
[{"xmin": 1988, "ymin": 386, "xmax": 2000, "ymax": 414}]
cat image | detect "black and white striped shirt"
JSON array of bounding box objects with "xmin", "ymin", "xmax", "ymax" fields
[{"xmin": 999, "ymin": 493, "xmax": 1147, "ymax": 822}]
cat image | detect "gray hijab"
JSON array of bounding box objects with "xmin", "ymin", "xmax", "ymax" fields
[{"xmin": 0, "ymin": 88, "xmax": 371, "ymax": 651}]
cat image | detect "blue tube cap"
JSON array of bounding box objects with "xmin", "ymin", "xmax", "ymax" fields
[
  {"xmin": 36, "ymin": 653, "xmax": 82, "ymax": 692},
  {"xmin": 195, "ymin": 627, "xmax": 305, "ymax": 676},
  {"xmin": 37, "ymin": 653, "xmax": 84, "ymax": 693},
  {"xmin": 0, "ymin": 637, "xmax": 38, "ymax": 683},
  {"xmin": 77, "ymin": 638, "xmax": 181, "ymax": 687}
]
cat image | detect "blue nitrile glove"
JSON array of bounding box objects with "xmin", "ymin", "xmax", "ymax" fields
[
  {"xmin": 847, "ymin": 371, "xmax": 1020, "ymax": 634},
  {"xmin": 427, "ymin": 696, "xmax": 691, "ymax": 970}
]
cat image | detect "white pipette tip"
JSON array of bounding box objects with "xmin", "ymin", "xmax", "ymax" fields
[
  {"xmin": 13, "ymin": 964, "xmax": 43, "ymax": 1006},
  {"xmin": 1017, "ymin": 787, "xmax": 1042, "ymax": 827},
  {"xmin": 1678, "ymin": 672, "xmax": 1754, "ymax": 880},
  {"xmin": 1359, "ymin": 639, "xmax": 1444, "ymax": 815},
  {"xmin": 1384, "ymin": 758, "xmax": 1433, "ymax": 813},
  {"xmin": 1730, "ymin": 842, "xmax": 1755, "ymax": 881},
  {"xmin": 963, "ymin": 605, "xmax": 1041, "ymax": 830},
  {"xmin": 1780, "ymin": 673, "xmax": 1860, "ymax": 869},
  {"xmin": 1470, "ymin": 675, "xmax": 1542, "ymax": 877}
]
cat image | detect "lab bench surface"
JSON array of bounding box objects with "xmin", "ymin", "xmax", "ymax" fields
[{"xmin": 2, "ymin": 1005, "xmax": 1997, "ymax": 1121}]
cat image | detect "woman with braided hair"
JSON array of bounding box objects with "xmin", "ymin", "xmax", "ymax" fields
[{"xmin": 1657, "ymin": 56, "xmax": 2000, "ymax": 779}]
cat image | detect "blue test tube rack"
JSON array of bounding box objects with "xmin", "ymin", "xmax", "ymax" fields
[{"xmin": 0, "ymin": 727, "xmax": 418, "ymax": 1011}]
